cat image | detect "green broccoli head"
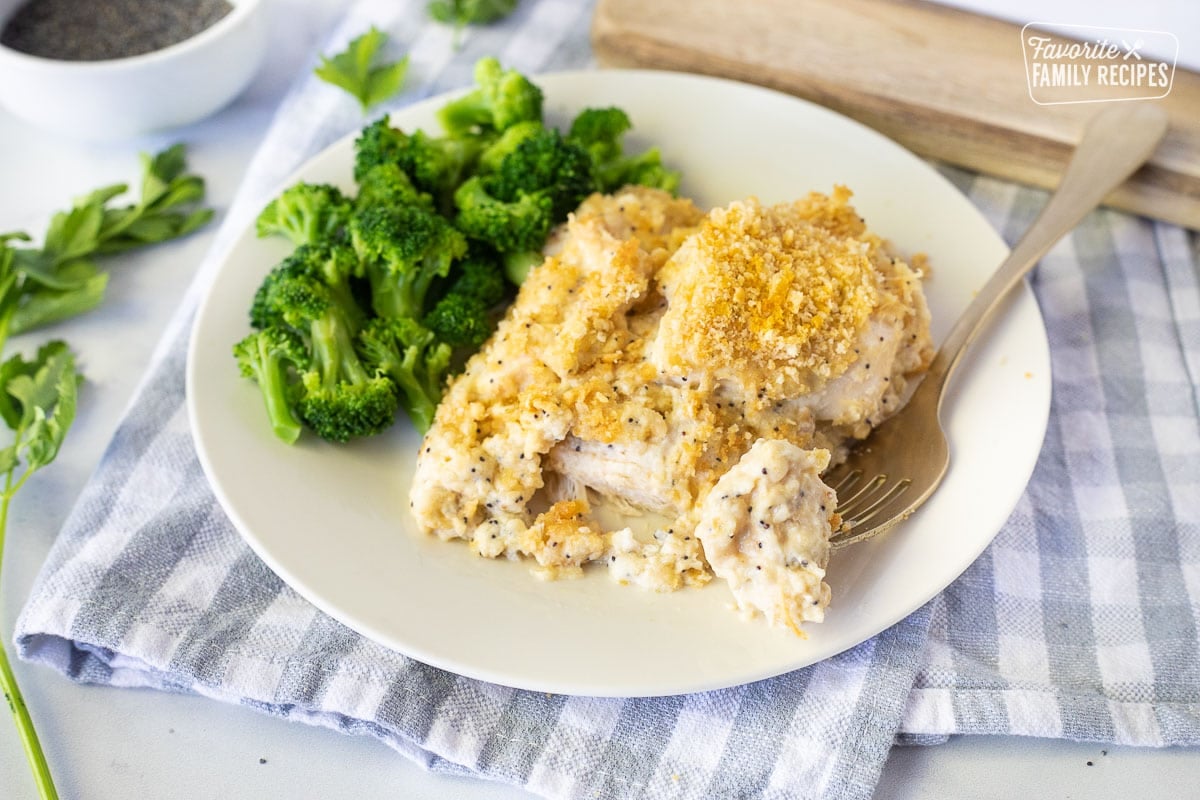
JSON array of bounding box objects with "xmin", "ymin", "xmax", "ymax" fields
[
  {"xmin": 258, "ymin": 272, "xmax": 398, "ymax": 443},
  {"xmin": 355, "ymin": 162, "xmax": 435, "ymax": 211},
  {"xmin": 250, "ymin": 243, "xmax": 364, "ymax": 332},
  {"xmin": 608, "ymin": 147, "xmax": 681, "ymax": 194},
  {"xmin": 354, "ymin": 117, "xmax": 407, "ymax": 182},
  {"xmin": 423, "ymin": 246, "xmax": 509, "ymax": 344},
  {"xmin": 348, "ymin": 204, "xmax": 468, "ymax": 320},
  {"xmin": 567, "ymin": 106, "xmax": 681, "ymax": 194},
  {"xmin": 568, "ymin": 107, "xmax": 632, "ymax": 165},
  {"xmin": 354, "ymin": 118, "xmax": 478, "ymax": 207},
  {"xmin": 357, "ymin": 316, "xmax": 452, "ymax": 433},
  {"xmin": 255, "ymin": 182, "xmax": 351, "ymax": 247},
  {"xmin": 437, "ymin": 57, "xmax": 544, "ymax": 137},
  {"xmin": 423, "ymin": 292, "xmax": 492, "ymax": 348},
  {"xmin": 451, "ymin": 248, "xmax": 509, "ymax": 307},
  {"xmin": 452, "ymin": 175, "xmax": 554, "ymax": 255},
  {"xmin": 244, "ymin": 267, "xmax": 398, "ymax": 444},
  {"xmin": 477, "ymin": 119, "xmax": 545, "ymax": 174},
  {"xmin": 234, "ymin": 326, "xmax": 309, "ymax": 444},
  {"xmin": 491, "ymin": 128, "xmax": 596, "ymax": 219},
  {"xmin": 296, "ymin": 369, "xmax": 399, "ymax": 443}
]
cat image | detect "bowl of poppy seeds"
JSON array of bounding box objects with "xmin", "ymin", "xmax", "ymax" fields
[{"xmin": 0, "ymin": 0, "xmax": 266, "ymax": 139}]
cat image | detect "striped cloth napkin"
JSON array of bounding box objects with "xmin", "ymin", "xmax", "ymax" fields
[{"xmin": 13, "ymin": 1, "xmax": 1200, "ymax": 798}]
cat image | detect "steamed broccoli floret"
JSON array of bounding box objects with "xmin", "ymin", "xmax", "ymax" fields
[
  {"xmin": 437, "ymin": 56, "xmax": 544, "ymax": 137},
  {"xmin": 609, "ymin": 147, "xmax": 681, "ymax": 194},
  {"xmin": 422, "ymin": 255, "xmax": 507, "ymax": 347},
  {"xmin": 399, "ymin": 130, "xmax": 481, "ymax": 205},
  {"xmin": 353, "ymin": 117, "xmax": 481, "ymax": 211},
  {"xmin": 353, "ymin": 117, "xmax": 407, "ymax": 182},
  {"xmin": 449, "ymin": 249, "xmax": 508, "ymax": 308},
  {"xmin": 452, "ymin": 129, "xmax": 595, "ymax": 260},
  {"xmin": 476, "ymin": 119, "xmax": 544, "ymax": 173},
  {"xmin": 354, "ymin": 162, "xmax": 434, "ymax": 211},
  {"xmin": 452, "ymin": 175, "xmax": 554, "ymax": 254},
  {"xmin": 255, "ymin": 183, "xmax": 352, "ymax": 246},
  {"xmin": 491, "ymin": 128, "xmax": 596, "ymax": 218},
  {"xmin": 250, "ymin": 243, "xmax": 363, "ymax": 332},
  {"xmin": 422, "ymin": 292, "xmax": 491, "ymax": 348},
  {"xmin": 296, "ymin": 368, "xmax": 398, "ymax": 443},
  {"xmin": 357, "ymin": 316, "xmax": 452, "ymax": 433},
  {"xmin": 348, "ymin": 204, "xmax": 468, "ymax": 320},
  {"xmin": 234, "ymin": 326, "xmax": 309, "ymax": 444},
  {"xmin": 567, "ymin": 106, "xmax": 681, "ymax": 194},
  {"xmin": 263, "ymin": 273, "xmax": 398, "ymax": 442},
  {"xmin": 567, "ymin": 107, "xmax": 631, "ymax": 166}
]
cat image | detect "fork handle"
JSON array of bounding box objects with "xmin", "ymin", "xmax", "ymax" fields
[{"xmin": 922, "ymin": 102, "xmax": 1169, "ymax": 409}]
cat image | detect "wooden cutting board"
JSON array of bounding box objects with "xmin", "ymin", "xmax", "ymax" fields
[{"xmin": 591, "ymin": 0, "xmax": 1200, "ymax": 229}]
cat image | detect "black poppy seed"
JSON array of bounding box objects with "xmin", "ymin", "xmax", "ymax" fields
[{"xmin": 1, "ymin": 0, "xmax": 233, "ymax": 60}]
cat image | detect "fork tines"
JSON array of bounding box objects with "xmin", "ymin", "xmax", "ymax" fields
[{"xmin": 825, "ymin": 467, "xmax": 912, "ymax": 545}]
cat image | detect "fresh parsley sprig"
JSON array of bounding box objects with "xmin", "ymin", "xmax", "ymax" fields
[
  {"xmin": 4, "ymin": 144, "xmax": 213, "ymax": 336},
  {"xmin": 428, "ymin": 0, "xmax": 518, "ymax": 30},
  {"xmin": 0, "ymin": 143, "xmax": 212, "ymax": 800},
  {"xmin": 0, "ymin": 344, "xmax": 75, "ymax": 800},
  {"xmin": 314, "ymin": 26, "xmax": 409, "ymax": 112}
]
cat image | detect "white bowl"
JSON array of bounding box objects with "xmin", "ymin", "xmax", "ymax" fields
[{"xmin": 0, "ymin": 0, "xmax": 266, "ymax": 140}]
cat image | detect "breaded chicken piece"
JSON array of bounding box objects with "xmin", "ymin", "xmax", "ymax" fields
[
  {"xmin": 695, "ymin": 439, "xmax": 837, "ymax": 633},
  {"xmin": 409, "ymin": 184, "xmax": 934, "ymax": 631}
]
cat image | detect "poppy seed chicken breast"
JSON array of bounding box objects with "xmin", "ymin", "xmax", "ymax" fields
[{"xmin": 409, "ymin": 185, "xmax": 933, "ymax": 633}]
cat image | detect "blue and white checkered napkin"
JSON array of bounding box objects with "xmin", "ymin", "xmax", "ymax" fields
[{"xmin": 14, "ymin": 1, "xmax": 1200, "ymax": 797}]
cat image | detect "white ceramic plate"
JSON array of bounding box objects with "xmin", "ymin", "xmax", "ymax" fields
[{"xmin": 187, "ymin": 70, "xmax": 1051, "ymax": 697}]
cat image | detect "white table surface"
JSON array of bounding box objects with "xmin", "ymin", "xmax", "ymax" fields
[{"xmin": 1, "ymin": 1, "xmax": 1197, "ymax": 798}]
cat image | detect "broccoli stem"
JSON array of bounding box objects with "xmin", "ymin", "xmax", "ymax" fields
[
  {"xmin": 391, "ymin": 348, "xmax": 439, "ymax": 433},
  {"xmin": 248, "ymin": 336, "xmax": 303, "ymax": 444},
  {"xmin": 311, "ymin": 314, "xmax": 370, "ymax": 387},
  {"xmin": 503, "ymin": 250, "xmax": 542, "ymax": 285}
]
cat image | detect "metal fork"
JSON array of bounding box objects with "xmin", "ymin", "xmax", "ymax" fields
[{"xmin": 826, "ymin": 102, "xmax": 1170, "ymax": 549}]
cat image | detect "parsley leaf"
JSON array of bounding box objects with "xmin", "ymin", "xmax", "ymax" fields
[
  {"xmin": 0, "ymin": 339, "xmax": 79, "ymax": 800},
  {"xmin": 0, "ymin": 144, "xmax": 212, "ymax": 338},
  {"xmin": 314, "ymin": 26, "xmax": 409, "ymax": 112},
  {"xmin": 428, "ymin": 0, "xmax": 519, "ymax": 29}
]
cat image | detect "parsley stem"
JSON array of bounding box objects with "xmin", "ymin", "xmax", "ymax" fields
[{"xmin": 0, "ymin": 456, "xmax": 60, "ymax": 800}]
